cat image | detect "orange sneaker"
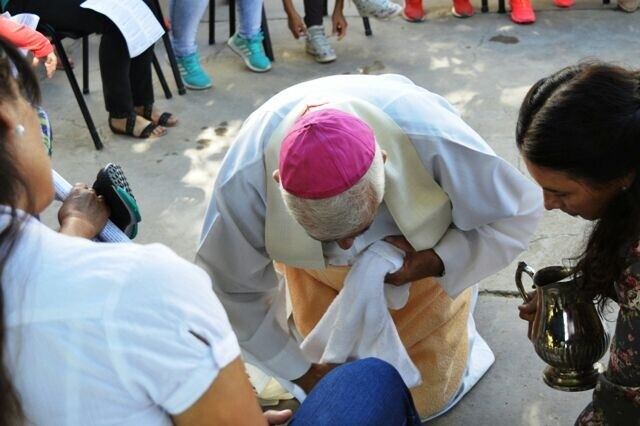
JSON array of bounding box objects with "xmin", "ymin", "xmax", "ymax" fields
[
  {"xmin": 452, "ymin": 0, "xmax": 475, "ymax": 17},
  {"xmin": 403, "ymin": 0, "xmax": 426, "ymax": 21},
  {"xmin": 510, "ymin": 0, "xmax": 536, "ymax": 24},
  {"xmin": 553, "ymin": 0, "xmax": 574, "ymax": 7}
]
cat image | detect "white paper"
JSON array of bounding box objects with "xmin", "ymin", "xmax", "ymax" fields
[
  {"xmin": 53, "ymin": 170, "xmax": 131, "ymax": 243},
  {"xmin": 1, "ymin": 12, "xmax": 39, "ymax": 29},
  {"xmin": 80, "ymin": 0, "xmax": 164, "ymax": 57}
]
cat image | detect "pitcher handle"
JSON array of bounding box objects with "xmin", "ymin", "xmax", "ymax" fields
[{"xmin": 515, "ymin": 261, "xmax": 536, "ymax": 302}]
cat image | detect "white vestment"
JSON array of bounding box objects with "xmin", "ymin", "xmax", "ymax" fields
[{"xmin": 196, "ymin": 74, "xmax": 543, "ymax": 417}]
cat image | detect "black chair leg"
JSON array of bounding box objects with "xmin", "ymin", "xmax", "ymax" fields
[
  {"xmin": 481, "ymin": 0, "xmax": 489, "ymax": 12},
  {"xmin": 82, "ymin": 35, "xmax": 89, "ymax": 94},
  {"xmin": 498, "ymin": 0, "xmax": 506, "ymax": 13},
  {"xmin": 209, "ymin": 0, "xmax": 215, "ymax": 44},
  {"xmin": 161, "ymin": 34, "xmax": 186, "ymax": 95},
  {"xmin": 363, "ymin": 18, "xmax": 372, "ymax": 36},
  {"xmin": 153, "ymin": 53, "xmax": 173, "ymax": 99},
  {"xmin": 52, "ymin": 35, "xmax": 102, "ymax": 150},
  {"xmin": 229, "ymin": 0, "xmax": 236, "ymax": 37},
  {"xmin": 261, "ymin": 6, "xmax": 274, "ymax": 62}
]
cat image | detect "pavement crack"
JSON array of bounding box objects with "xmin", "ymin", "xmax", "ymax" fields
[{"xmin": 479, "ymin": 289, "xmax": 522, "ymax": 298}]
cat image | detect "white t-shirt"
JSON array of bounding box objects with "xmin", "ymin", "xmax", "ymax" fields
[{"xmin": 2, "ymin": 213, "xmax": 240, "ymax": 425}]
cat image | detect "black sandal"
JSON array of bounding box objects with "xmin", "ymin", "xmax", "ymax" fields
[
  {"xmin": 109, "ymin": 113, "xmax": 163, "ymax": 139},
  {"xmin": 141, "ymin": 104, "xmax": 177, "ymax": 127}
]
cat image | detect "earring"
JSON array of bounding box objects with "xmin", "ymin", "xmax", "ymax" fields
[
  {"xmin": 622, "ymin": 186, "xmax": 628, "ymax": 191},
  {"xmin": 14, "ymin": 124, "xmax": 25, "ymax": 137}
]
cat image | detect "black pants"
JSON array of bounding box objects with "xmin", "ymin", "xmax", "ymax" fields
[
  {"xmin": 304, "ymin": 0, "xmax": 324, "ymax": 27},
  {"xmin": 7, "ymin": 0, "xmax": 155, "ymax": 116}
]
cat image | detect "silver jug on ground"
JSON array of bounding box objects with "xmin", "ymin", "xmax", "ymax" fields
[{"xmin": 515, "ymin": 261, "xmax": 610, "ymax": 392}]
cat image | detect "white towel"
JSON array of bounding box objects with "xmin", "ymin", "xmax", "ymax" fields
[{"xmin": 300, "ymin": 241, "xmax": 422, "ymax": 387}]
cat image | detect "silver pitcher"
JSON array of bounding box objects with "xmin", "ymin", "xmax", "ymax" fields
[{"xmin": 515, "ymin": 261, "xmax": 610, "ymax": 392}]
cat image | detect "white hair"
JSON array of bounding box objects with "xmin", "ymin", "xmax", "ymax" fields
[{"xmin": 281, "ymin": 145, "xmax": 385, "ymax": 241}]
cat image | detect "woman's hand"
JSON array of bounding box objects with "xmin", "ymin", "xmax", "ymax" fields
[
  {"xmin": 332, "ymin": 12, "xmax": 348, "ymax": 40},
  {"xmin": 384, "ymin": 236, "xmax": 445, "ymax": 286},
  {"xmin": 58, "ymin": 183, "xmax": 110, "ymax": 239},
  {"xmin": 32, "ymin": 52, "xmax": 57, "ymax": 79},
  {"xmin": 287, "ymin": 12, "xmax": 307, "ymax": 39},
  {"xmin": 517, "ymin": 290, "xmax": 538, "ymax": 340},
  {"xmin": 263, "ymin": 410, "xmax": 293, "ymax": 425}
]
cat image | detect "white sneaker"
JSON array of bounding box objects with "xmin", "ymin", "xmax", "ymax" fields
[
  {"xmin": 305, "ymin": 26, "xmax": 337, "ymax": 63},
  {"xmin": 353, "ymin": 0, "xmax": 403, "ymax": 19}
]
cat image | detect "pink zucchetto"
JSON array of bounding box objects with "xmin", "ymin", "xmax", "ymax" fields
[{"xmin": 279, "ymin": 108, "xmax": 376, "ymax": 200}]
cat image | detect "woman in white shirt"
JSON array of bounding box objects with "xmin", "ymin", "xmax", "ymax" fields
[{"xmin": 0, "ymin": 38, "xmax": 420, "ymax": 425}]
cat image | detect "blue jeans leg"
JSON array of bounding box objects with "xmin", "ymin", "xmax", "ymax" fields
[
  {"xmin": 290, "ymin": 358, "xmax": 421, "ymax": 426},
  {"xmin": 236, "ymin": 0, "xmax": 263, "ymax": 38},
  {"xmin": 169, "ymin": 0, "xmax": 209, "ymax": 57}
]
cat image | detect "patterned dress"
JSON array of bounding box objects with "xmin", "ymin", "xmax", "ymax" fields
[{"xmin": 576, "ymin": 243, "xmax": 640, "ymax": 425}]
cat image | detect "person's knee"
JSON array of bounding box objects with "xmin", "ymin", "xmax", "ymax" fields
[{"xmin": 353, "ymin": 358, "xmax": 404, "ymax": 384}]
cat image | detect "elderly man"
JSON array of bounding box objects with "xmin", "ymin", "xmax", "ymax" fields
[{"xmin": 196, "ymin": 74, "xmax": 542, "ymax": 420}]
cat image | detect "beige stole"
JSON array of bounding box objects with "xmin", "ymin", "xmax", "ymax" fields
[{"xmin": 264, "ymin": 97, "xmax": 470, "ymax": 418}]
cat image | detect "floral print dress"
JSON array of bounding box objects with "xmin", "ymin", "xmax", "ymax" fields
[{"xmin": 576, "ymin": 243, "xmax": 640, "ymax": 425}]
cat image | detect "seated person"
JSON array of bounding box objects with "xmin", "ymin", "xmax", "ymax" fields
[
  {"xmin": 4, "ymin": 0, "xmax": 177, "ymax": 139},
  {"xmin": 0, "ymin": 39, "xmax": 420, "ymax": 425}
]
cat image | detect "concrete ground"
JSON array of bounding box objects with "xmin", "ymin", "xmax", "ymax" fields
[{"xmin": 39, "ymin": 0, "xmax": 638, "ymax": 424}]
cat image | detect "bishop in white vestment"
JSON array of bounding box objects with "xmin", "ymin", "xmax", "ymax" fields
[{"xmin": 196, "ymin": 74, "xmax": 543, "ymax": 419}]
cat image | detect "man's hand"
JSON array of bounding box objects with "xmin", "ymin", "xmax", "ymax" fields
[
  {"xmin": 517, "ymin": 290, "xmax": 537, "ymax": 340},
  {"xmin": 292, "ymin": 363, "xmax": 338, "ymax": 394},
  {"xmin": 287, "ymin": 12, "xmax": 307, "ymax": 39},
  {"xmin": 332, "ymin": 12, "xmax": 348, "ymax": 40},
  {"xmin": 263, "ymin": 409, "xmax": 293, "ymax": 425},
  {"xmin": 58, "ymin": 183, "xmax": 110, "ymax": 239},
  {"xmin": 384, "ymin": 235, "xmax": 445, "ymax": 286}
]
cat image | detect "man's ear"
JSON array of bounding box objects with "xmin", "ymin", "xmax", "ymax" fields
[
  {"xmin": 272, "ymin": 169, "xmax": 281, "ymax": 184},
  {"xmin": 381, "ymin": 150, "xmax": 388, "ymax": 164}
]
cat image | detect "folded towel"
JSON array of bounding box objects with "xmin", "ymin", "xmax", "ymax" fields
[{"xmin": 300, "ymin": 241, "xmax": 422, "ymax": 387}]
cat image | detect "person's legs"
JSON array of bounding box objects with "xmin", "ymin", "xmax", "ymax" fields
[
  {"xmin": 302, "ymin": 0, "xmax": 336, "ymax": 63},
  {"xmin": 129, "ymin": 46, "xmax": 154, "ymax": 110},
  {"xmin": 303, "ymin": 0, "xmax": 324, "ymax": 28},
  {"xmin": 291, "ymin": 358, "xmax": 421, "ymax": 426},
  {"xmin": 169, "ymin": 0, "xmax": 212, "ymax": 89},
  {"xmin": 227, "ymin": 0, "xmax": 271, "ymax": 72},
  {"xmin": 8, "ymin": 0, "xmax": 165, "ymax": 137},
  {"xmin": 169, "ymin": 0, "xmax": 208, "ymax": 56},
  {"xmin": 236, "ymin": 0, "xmax": 263, "ymax": 39}
]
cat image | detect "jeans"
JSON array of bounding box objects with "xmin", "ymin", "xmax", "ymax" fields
[
  {"xmin": 169, "ymin": 0, "xmax": 208, "ymax": 57},
  {"xmin": 7, "ymin": 0, "xmax": 155, "ymax": 116},
  {"xmin": 303, "ymin": 0, "xmax": 324, "ymax": 27},
  {"xmin": 291, "ymin": 358, "xmax": 422, "ymax": 426},
  {"xmin": 236, "ymin": 0, "xmax": 264, "ymax": 39}
]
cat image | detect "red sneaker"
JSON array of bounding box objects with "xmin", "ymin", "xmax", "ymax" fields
[
  {"xmin": 510, "ymin": 0, "xmax": 536, "ymax": 24},
  {"xmin": 403, "ymin": 0, "xmax": 426, "ymax": 21},
  {"xmin": 553, "ymin": 0, "xmax": 574, "ymax": 7},
  {"xmin": 452, "ymin": 0, "xmax": 475, "ymax": 17}
]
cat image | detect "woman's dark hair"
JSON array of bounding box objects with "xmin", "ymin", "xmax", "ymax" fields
[
  {"xmin": 516, "ymin": 62, "xmax": 640, "ymax": 305},
  {"xmin": 0, "ymin": 37, "xmax": 41, "ymax": 425}
]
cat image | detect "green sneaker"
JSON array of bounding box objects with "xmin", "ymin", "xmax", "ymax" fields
[
  {"xmin": 177, "ymin": 52, "xmax": 213, "ymax": 90},
  {"xmin": 227, "ymin": 32, "xmax": 272, "ymax": 73}
]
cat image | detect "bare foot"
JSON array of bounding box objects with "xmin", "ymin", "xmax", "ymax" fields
[
  {"xmin": 109, "ymin": 115, "xmax": 166, "ymax": 138},
  {"xmin": 134, "ymin": 106, "xmax": 178, "ymax": 127}
]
